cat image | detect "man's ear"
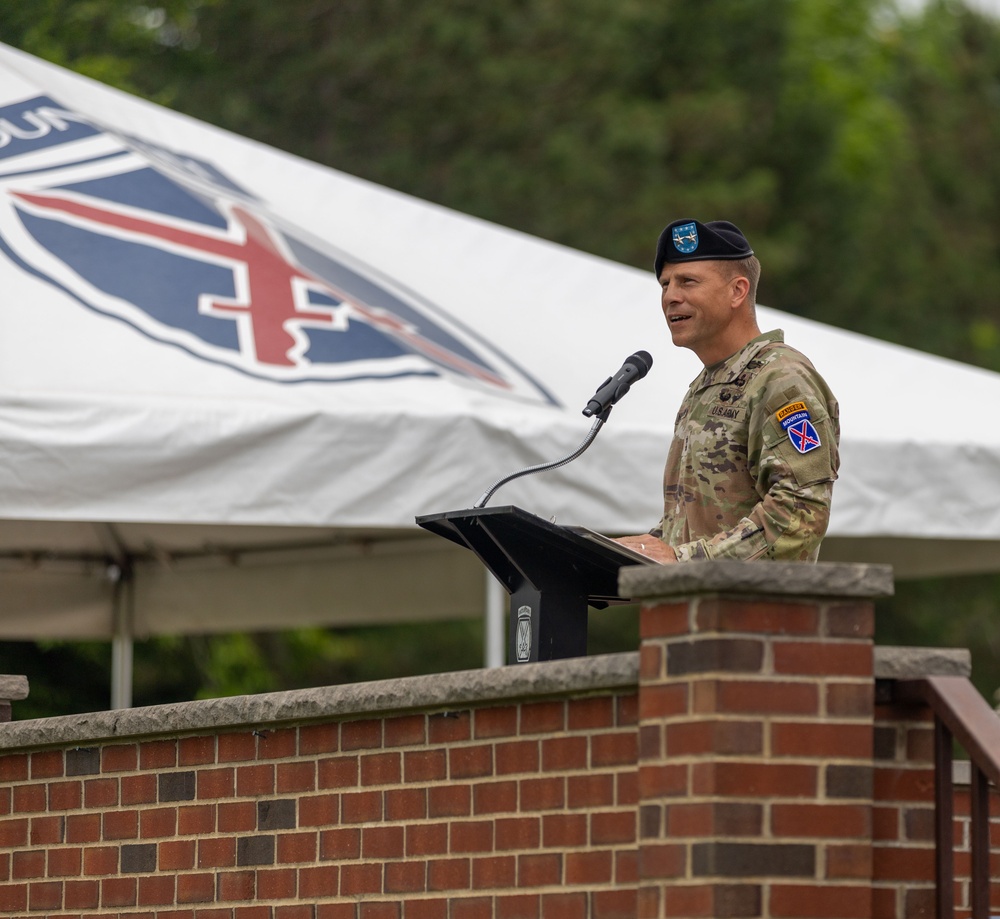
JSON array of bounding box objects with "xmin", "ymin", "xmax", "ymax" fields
[{"xmin": 730, "ymin": 276, "xmax": 750, "ymax": 308}]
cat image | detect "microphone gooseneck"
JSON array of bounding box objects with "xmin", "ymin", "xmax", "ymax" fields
[{"xmin": 473, "ymin": 350, "xmax": 653, "ymax": 508}]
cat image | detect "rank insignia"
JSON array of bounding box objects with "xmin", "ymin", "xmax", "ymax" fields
[
  {"xmin": 671, "ymin": 222, "xmax": 699, "ymax": 254},
  {"xmin": 776, "ymin": 402, "xmax": 821, "ymax": 454}
]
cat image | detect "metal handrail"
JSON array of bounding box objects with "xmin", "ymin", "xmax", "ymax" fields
[{"xmin": 894, "ymin": 676, "xmax": 1000, "ymax": 919}]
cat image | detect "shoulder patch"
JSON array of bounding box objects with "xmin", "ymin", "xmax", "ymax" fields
[{"xmin": 776, "ymin": 401, "xmax": 821, "ymax": 454}]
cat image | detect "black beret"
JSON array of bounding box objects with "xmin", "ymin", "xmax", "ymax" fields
[{"xmin": 654, "ymin": 219, "xmax": 754, "ymax": 277}]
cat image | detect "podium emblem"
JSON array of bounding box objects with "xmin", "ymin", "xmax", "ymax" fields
[{"xmin": 515, "ymin": 605, "xmax": 533, "ymax": 662}]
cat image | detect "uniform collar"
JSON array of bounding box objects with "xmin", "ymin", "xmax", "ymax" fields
[{"xmin": 695, "ymin": 330, "xmax": 784, "ymax": 389}]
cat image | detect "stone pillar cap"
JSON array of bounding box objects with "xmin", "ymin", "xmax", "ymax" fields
[{"xmin": 620, "ymin": 560, "xmax": 894, "ymax": 601}]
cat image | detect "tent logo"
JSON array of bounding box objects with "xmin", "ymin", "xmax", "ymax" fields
[{"xmin": 0, "ymin": 95, "xmax": 558, "ymax": 402}]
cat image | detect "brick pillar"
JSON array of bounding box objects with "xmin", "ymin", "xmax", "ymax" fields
[{"xmin": 620, "ymin": 560, "xmax": 894, "ymax": 919}]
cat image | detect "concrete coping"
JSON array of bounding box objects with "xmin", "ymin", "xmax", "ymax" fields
[
  {"xmin": 0, "ymin": 676, "xmax": 29, "ymax": 701},
  {"xmin": 0, "ymin": 652, "xmax": 640, "ymax": 752},
  {"xmin": 620, "ymin": 559, "xmax": 895, "ymax": 601},
  {"xmin": 873, "ymin": 645, "xmax": 972, "ymax": 679}
]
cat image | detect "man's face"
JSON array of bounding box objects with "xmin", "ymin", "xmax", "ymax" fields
[{"xmin": 658, "ymin": 260, "xmax": 737, "ymax": 360}]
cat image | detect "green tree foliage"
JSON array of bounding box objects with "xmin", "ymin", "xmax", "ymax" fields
[{"xmin": 3, "ymin": 0, "xmax": 1000, "ymax": 712}]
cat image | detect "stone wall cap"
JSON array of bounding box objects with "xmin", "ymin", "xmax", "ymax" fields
[
  {"xmin": 620, "ymin": 559, "xmax": 894, "ymax": 600},
  {"xmin": 0, "ymin": 676, "xmax": 28, "ymax": 701},
  {"xmin": 0, "ymin": 652, "xmax": 638, "ymax": 752},
  {"xmin": 874, "ymin": 645, "xmax": 972, "ymax": 679}
]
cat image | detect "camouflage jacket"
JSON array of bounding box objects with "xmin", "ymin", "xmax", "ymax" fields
[{"xmin": 652, "ymin": 330, "xmax": 839, "ymax": 562}]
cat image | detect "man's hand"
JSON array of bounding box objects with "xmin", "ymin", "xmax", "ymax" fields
[{"xmin": 613, "ymin": 535, "xmax": 677, "ymax": 564}]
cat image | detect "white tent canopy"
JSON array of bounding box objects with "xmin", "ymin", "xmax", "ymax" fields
[{"xmin": 0, "ymin": 43, "xmax": 999, "ymax": 694}]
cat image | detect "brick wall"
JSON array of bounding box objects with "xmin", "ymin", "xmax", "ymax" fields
[{"xmin": 0, "ymin": 560, "xmax": 994, "ymax": 918}]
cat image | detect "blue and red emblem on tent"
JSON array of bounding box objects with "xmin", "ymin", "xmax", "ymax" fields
[{"xmin": 0, "ymin": 94, "xmax": 557, "ymax": 402}]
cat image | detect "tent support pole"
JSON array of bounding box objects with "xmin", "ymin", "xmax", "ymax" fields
[
  {"xmin": 484, "ymin": 573, "xmax": 505, "ymax": 669},
  {"xmin": 110, "ymin": 570, "xmax": 134, "ymax": 710}
]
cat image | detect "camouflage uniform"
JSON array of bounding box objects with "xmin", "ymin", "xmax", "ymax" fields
[{"xmin": 652, "ymin": 330, "xmax": 839, "ymax": 561}]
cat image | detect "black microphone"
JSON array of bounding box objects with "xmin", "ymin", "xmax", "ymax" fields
[{"xmin": 582, "ymin": 350, "xmax": 653, "ymax": 417}]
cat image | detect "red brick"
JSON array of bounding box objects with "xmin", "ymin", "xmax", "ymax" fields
[
  {"xmin": 320, "ymin": 827, "xmax": 361, "ymax": 860},
  {"xmin": 496, "ymin": 740, "xmax": 539, "ymax": 775},
  {"xmin": 472, "ymin": 855, "xmax": 516, "ymax": 888},
  {"xmin": 638, "ymin": 763, "xmax": 687, "ymax": 798},
  {"xmin": 360, "ymin": 751, "xmax": 401, "ymax": 785},
  {"xmin": 695, "ymin": 598, "xmax": 820, "ymax": 635},
  {"xmin": 591, "ymin": 731, "xmax": 638, "ymax": 767},
  {"xmin": 12, "ymin": 783, "xmax": 46, "ymax": 813},
  {"xmin": 825, "ymin": 603, "xmax": 874, "ymax": 638},
  {"xmin": 542, "ymin": 736, "xmax": 587, "ymax": 771},
  {"xmin": 102, "ymin": 808, "xmax": 138, "ymax": 840},
  {"xmin": 277, "ymin": 831, "xmax": 317, "ymax": 863},
  {"xmin": 450, "ymin": 744, "xmax": 493, "ymax": 779},
  {"xmin": 0, "ymin": 754, "xmax": 28, "ymax": 781},
  {"xmin": 121, "ymin": 774, "xmax": 157, "ymax": 806},
  {"xmin": 591, "ymin": 810, "xmax": 636, "ymax": 845},
  {"xmin": 451, "ymin": 820, "xmax": 493, "ymax": 853},
  {"xmin": 83, "ymin": 845, "xmax": 118, "ymax": 876},
  {"xmin": 342, "ymin": 790, "xmax": 382, "ymax": 823},
  {"xmin": 826, "ymin": 844, "xmax": 873, "ymax": 878},
  {"xmin": 298, "ymin": 793, "xmax": 339, "ymax": 827},
  {"xmin": 693, "ymin": 761, "xmax": 818, "ymax": 797},
  {"xmin": 277, "ymin": 761, "xmax": 316, "ymax": 793},
  {"xmin": 640, "ymin": 843, "xmax": 686, "ymax": 879},
  {"xmin": 341, "ymin": 862, "xmax": 381, "ymax": 896},
  {"xmin": 496, "ymin": 892, "xmax": 542, "ymax": 919},
  {"xmin": 640, "ymin": 601, "xmax": 690, "ymax": 638},
  {"xmin": 428, "ymin": 857, "xmax": 471, "ymax": 891},
  {"xmin": 299, "ymin": 865, "xmax": 338, "ymax": 898},
  {"xmin": 49, "ymin": 780, "xmax": 83, "ymax": 811},
  {"xmin": 872, "ymin": 846, "xmax": 935, "ymax": 881},
  {"xmin": 520, "ymin": 777, "xmax": 564, "ymax": 811},
  {"xmin": 178, "ymin": 804, "xmax": 215, "ymax": 835},
  {"xmin": 29, "ymin": 814, "xmax": 63, "ymax": 845},
  {"xmin": 429, "ymin": 784, "xmax": 471, "ymax": 818},
  {"xmin": 384, "ymin": 714, "xmax": 426, "ymax": 747},
  {"xmin": 772, "ymin": 722, "xmax": 872, "ymax": 759},
  {"xmin": 639, "ymin": 683, "xmax": 689, "ymax": 719},
  {"xmin": 319, "ymin": 755, "xmax": 359, "ymax": 788},
  {"xmin": 566, "ymin": 850, "xmax": 613, "ymax": 884},
  {"xmin": 177, "ymin": 870, "xmax": 215, "ymax": 902},
  {"xmin": 428, "ymin": 712, "xmax": 471, "ymax": 744},
  {"xmin": 475, "ymin": 706, "xmax": 518, "ymax": 739},
  {"xmin": 82, "ymin": 778, "xmax": 118, "ymax": 809},
  {"xmin": 64, "ymin": 878, "xmax": 99, "ymax": 909},
  {"xmin": 385, "ymin": 860, "xmax": 426, "ymax": 893},
  {"xmin": 404, "ymin": 749, "xmax": 447, "ymax": 782},
  {"xmin": 772, "ymin": 803, "xmax": 871, "ymax": 839},
  {"xmin": 217, "ymin": 801, "xmax": 256, "ymax": 833},
  {"xmin": 698, "ymin": 679, "xmax": 819, "ymax": 715},
  {"xmin": 102, "ymin": 744, "xmax": 138, "ymax": 773},
  {"xmin": 406, "ymin": 823, "xmax": 448, "ymax": 857},
  {"xmin": 28, "ymin": 880, "xmax": 62, "ymax": 911},
  {"xmin": 12, "ymin": 850, "xmax": 44, "ymax": 879},
  {"xmin": 159, "ymin": 839, "xmax": 196, "ymax": 871},
  {"xmin": 48, "ymin": 846, "xmax": 82, "ymax": 877},
  {"xmin": 403, "ymin": 897, "xmax": 449, "ymax": 919},
  {"xmin": 495, "ymin": 817, "xmax": 540, "ymax": 851},
  {"xmin": 0, "ymin": 817, "xmax": 28, "ymax": 846},
  {"xmin": 342, "ymin": 719, "xmax": 383, "ymax": 750},
  {"xmin": 517, "ymin": 853, "xmax": 561, "ymax": 887},
  {"xmin": 770, "ymin": 883, "xmax": 871, "ymax": 917},
  {"xmin": 236, "ymin": 763, "xmax": 274, "ymax": 796},
  {"xmin": 138, "ymin": 873, "xmax": 175, "ymax": 906},
  {"xmin": 140, "ymin": 739, "xmax": 177, "ymax": 769},
  {"xmin": 873, "ymin": 767, "xmax": 934, "ymax": 803},
  {"xmin": 217, "ymin": 732, "xmax": 257, "ymax": 762},
  {"xmin": 178, "ymin": 734, "xmax": 216, "ymax": 765},
  {"xmin": 218, "ymin": 869, "xmax": 255, "ymax": 901},
  {"xmin": 827, "ymin": 682, "xmax": 874, "ymax": 718},
  {"xmin": 386, "ymin": 787, "xmax": 427, "ymax": 821},
  {"xmin": 872, "ymin": 805, "xmax": 900, "ymax": 841},
  {"xmin": 198, "ymin": 836, "xmax": 236, "ymax": 868},
  {"xmin": 198, "ymin": 766, "xmax": 235, "ymax": 799},
  {"xmin": 566, "ymin": 773, "xmax": 615, "ymax": 809},
  {"xmin": 568, "ymin": 696, "xmax": 615, "ymax": 730},
  {"xmin": 258, "ymin": 727, "xmax": 296, "ymax": 759},
  {"xmin": 0, "ymin": 881, "xmax": 27, "ymax": 913},
  {"xmin": 474, "ymin": 781, "xmax": 517, "ymax": 815},
  {"xmin": 101, "ymin": 876, "xmax": 137, "ymax": 907},
  {"xmin": 65, "ymin": 813, "xmax": 100, "ymax": 844},
  {"xmin": 542, "ymin": 813, "xmax": 587, "ymax": 847},
  {"xmin": 520, "ymin": 701, "xmax": 565, "ymax": 735},
  {"xmin": 31, "ymin": 749, "xmax": 65, "ymax": 778},
  {"xmin": 666, "ymin": 720, "xmax": 762, "ymax": 757},
  {"xmin": 358, "ymin": 904, "xmax": 402, "ymax": 919},
  {"xmin": 773, "ymin": 640, "xmax": 872, "ymax": 677},
  {"xmin": 299, "ymin": 723, "xmax": 339, "ymax": 755}
]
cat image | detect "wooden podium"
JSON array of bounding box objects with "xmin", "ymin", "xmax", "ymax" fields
[{"xmin": 415, "ymin": 505, "xmax": 654, "ymax": 664}]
